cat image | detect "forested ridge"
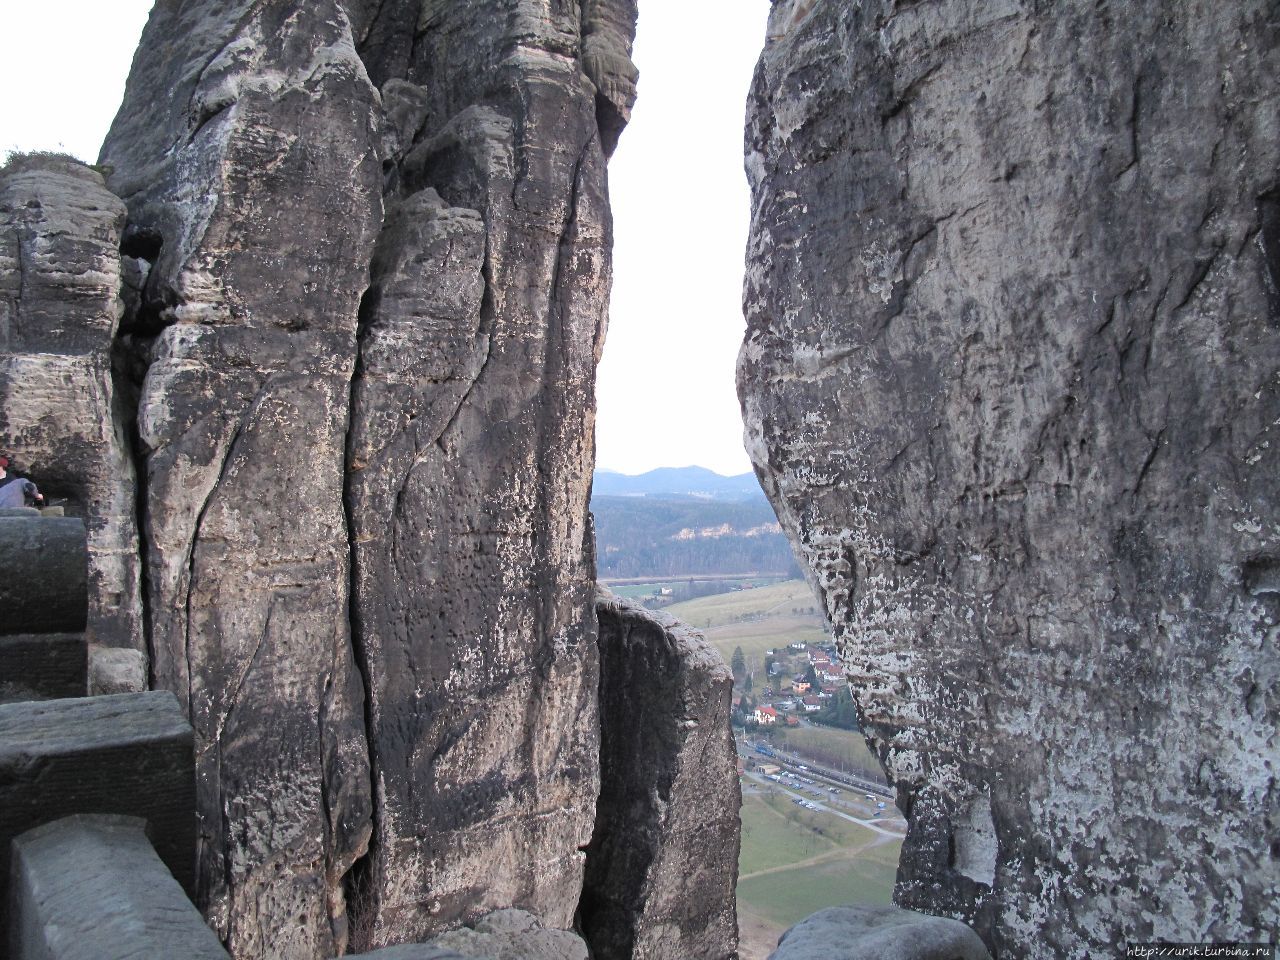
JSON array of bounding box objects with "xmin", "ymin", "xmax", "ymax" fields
[{"xmin": 591, "ymin": 494, "xmax": 800, "ymax": 579}]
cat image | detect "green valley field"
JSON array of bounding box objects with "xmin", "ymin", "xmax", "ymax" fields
[
  {"xmin": 735, "ymin": 785, "xmax": 901, "ymax": 959},
  {"xmin": 664, "ymin": 579, "xmax": 827, "ymax": 666}
]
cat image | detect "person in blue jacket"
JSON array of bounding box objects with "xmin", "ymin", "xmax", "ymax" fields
[{"xmin": 0, "ymin": 456, "xmax": 44, "ymax": 509}]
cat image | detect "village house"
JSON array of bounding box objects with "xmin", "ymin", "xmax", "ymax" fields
[{"xmin": 754, "ymin": 705, "xmax": 779, "ymax": 725}]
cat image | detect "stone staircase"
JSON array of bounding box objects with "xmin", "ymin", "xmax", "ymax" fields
[{"xmin": 0, "ymin": 511, "xmax": 226, "ymax": 960}]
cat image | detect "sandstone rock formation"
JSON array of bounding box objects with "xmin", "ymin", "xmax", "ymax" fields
[
  {"xmin": 100, "ymin": 5, "xmax": 383, "ymax": 954},
  {"xmin": 341, "ymin": 0, "xmax": 635, "ymax": 940},
  {"xmin": 89, "ymin": 0, "xmax": 688, "ymax": 956},
  {"xmin": 423, "ymin": 908, "xmax": 589, "ymax": 960},
  {"xmin": 582, "ymin": 592, "xmax": 741, "ymax": 960},
  {"xmin": 343, "ymin": 909, "xmax": 587, "ymax": 960},
  {"xmin": 2, "ymin": 4, "xmax": 749, "ymax": 958},
  {"xmin": 739, "ymin": 1, "xmax": 1279, "ymax": 956},
  {"xmin": 0, "ymin": 156, "xmax": 143, "ymax": 661}
]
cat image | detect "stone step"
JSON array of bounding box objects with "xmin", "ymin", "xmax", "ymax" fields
[
  {"xmin": 0, "ymin": 633, "xmax": 87, "ymax": 704},
  {"xmin": 0, "ymin": 692, "xmax": 196, "ymax": 960},
  {"xmin": 9, "ymin": 814, "xmax": 228, "ymax": 960}
]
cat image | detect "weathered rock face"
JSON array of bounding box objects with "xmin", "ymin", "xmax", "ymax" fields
[
  {"xmin": 739, "ymin": 1, "xmax": 1279, "ymax": 956},
  {"xmin": 581, "ymin": 592, "xmax": 741, "ymax": 960},
  {"xmin": 98, "ymin": 0, "xmax": 642, "ymax": 956},
  {"xmin": 0, "ymin": 157, "xmax": 143, "ymax": 660},
  {"xmin": 340, "ymin": 0, "xmax": 636, "ymax": 945},
  {"xmin": 344, "ymin": 909, "xmax": 588, "ymax": 960},
  {"xmin": 100, "ymin": 3, "xmax": 383, "ymax": 955}
]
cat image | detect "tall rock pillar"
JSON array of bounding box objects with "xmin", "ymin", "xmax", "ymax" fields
[
  {"xmin": 99, "ymin": 3, "xmax": 383, "ymax": 955},
  {"xmin": 341, "ymin": 0, "xmax": 638, "ymax": 944},
  {"xmin": 0, "ymin": 156, "xmax": 142, "ymax": 662}
]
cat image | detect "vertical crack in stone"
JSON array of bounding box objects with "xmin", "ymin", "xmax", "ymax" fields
[
  {"xmin": 340, "ymin": 281, "xmax": 382, "ymax": 953},
  {"xmin": 110, "ymin": 238, "xmax": 160, "ymax": 685}
]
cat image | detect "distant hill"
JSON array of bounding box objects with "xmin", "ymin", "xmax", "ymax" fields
[
  {"xmin": 591, "ymin": 467, "xmax": 798, "ymax": 579},
  {"xmin": 592, "ymin": 466, "xmax": 765, "ymax": 501}
]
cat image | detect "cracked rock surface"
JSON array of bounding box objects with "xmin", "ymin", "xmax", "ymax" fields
[
  {"xmin": 769, "ymin": 904, "xmax": 990, "ymax": 960},
  {"xmin": 739, "ymin": 1, "xmax": 1279, "ymax": 956},
  {"xmin": 341, "ymin": 0, "xmax": 636, "ymax": 946},
  {"xmin": 9, "ymin": 3, "xmax": 741, "ymax": 958},
  {"xmin": 100, "ymin": 2, "xmax": 395, "ymax": 957},
  {"xmin": 343, "ymin": 909, "xmax": 586, "ymax": 960},
  {"xmin": 95, "ymin": 0, "xmax": 645, "ymax": 956}
]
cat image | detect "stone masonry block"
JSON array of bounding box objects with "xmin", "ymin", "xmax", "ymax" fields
[
  {"xmin": 0, "ymin": 692, "xmax": 195, "ymax": 959},
  {"xmin": 10, "ymin": 814, "xmax": 229, "ymax": 960},
  {"xmin": 0, "ymin": 516, "xmax": 87, "ymax": 636}
]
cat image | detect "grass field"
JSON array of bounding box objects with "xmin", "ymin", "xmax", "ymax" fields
[
  {"xmin": 737, "ymin": 844, "xmax": 899, "ymax": 929},
  {"xmin": 739, "ymin": 791, "xmax": 832, "ymax": 874},
  {"xmin": 668, "ymin": 579, "xmax": 828, "ymax": 667},
  {"xmin": 666, "ymin": 579, "xmax": 819, "ymax": 628},
  {"xmin": 704, "ymin": 616, "xmax": 828, "ymax": 666},
  {"xmin": 736, "ymin": 788, "xmax": 901, "ymax": 952},
  {"xmin": 607, "ymin": 582, "xmax": 666, "ymax": 599},
  {"xmin": 747, "ymin": 790, "xmax": 886, "ymax": 848}
]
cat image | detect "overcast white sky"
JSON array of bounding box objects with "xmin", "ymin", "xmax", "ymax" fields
[
  {"xmin": 0, "ymin": 0, "xmax": 769, "ymax": 478},
  {"xmin": 596, "ymin": 1, "xmax": 771, "ymax": 477},
  {"xmin": 0, "ymin": 3, "xmax": 152, "ymax": 163}
]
